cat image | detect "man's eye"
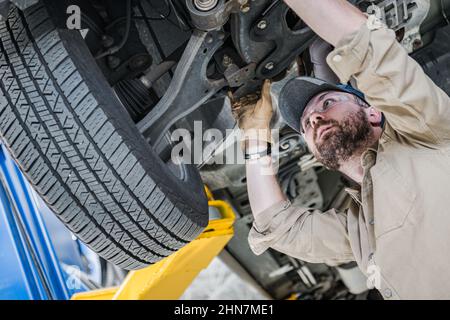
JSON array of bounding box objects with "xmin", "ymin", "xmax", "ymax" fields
[{"xmin": 323, "ymin": 98, "xmax": 335, "ymax": 108}]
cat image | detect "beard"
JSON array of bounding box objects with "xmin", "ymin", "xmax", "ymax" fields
[{"xmin": 312, "ymin": 109, "xmax": 373, "ymax": 171}]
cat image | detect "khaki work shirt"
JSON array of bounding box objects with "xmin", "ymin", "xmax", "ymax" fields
[{"xmin": 248, "ymin": 16, "xmax": 450, "ymax": 299}]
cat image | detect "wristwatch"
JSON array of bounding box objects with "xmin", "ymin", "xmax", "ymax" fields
[{"xmin": 244, "ymin": 142, "xmax": 272, "ymax": 160}]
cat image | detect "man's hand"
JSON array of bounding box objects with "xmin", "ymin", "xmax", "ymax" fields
[
  {"xmin": 231, "ymin": 80, "xmax": 273, "ymax": 146},
  {"xmin": 230, "ymin": 80, "xmax": 287, "ymax": 216}
]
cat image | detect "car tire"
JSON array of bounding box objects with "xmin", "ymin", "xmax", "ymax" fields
[{"xmin": 0, "ymin": 1, "xmax": 208, "ymax": 270}]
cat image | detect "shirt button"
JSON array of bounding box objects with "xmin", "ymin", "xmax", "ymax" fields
[
  {"xmin": 384, "ymin": 288, "xmax": 392, "ymax": 298},
  {"xmin": 369, "ymin": 219, "xmax": 375, "ymax": 225},
  {"xmin": 368, "ymin": 253, "xmax": 374, "ymax": 261},
  {"xmin": 332, "ymin": 54, "xmax": 342, "ymax": 63}
]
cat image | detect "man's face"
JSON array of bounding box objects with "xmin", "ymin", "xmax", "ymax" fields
[{"xmin": 301, "ymin": 90, "xmax": 381, "ymax": 170}]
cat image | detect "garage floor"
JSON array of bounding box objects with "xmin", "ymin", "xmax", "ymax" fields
[{"xmin": 180, "ymin": 258, "xmax": 268, "ymax": 300}]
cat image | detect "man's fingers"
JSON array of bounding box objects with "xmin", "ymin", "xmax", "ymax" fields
[
  {"xmin": 230, "ymin": 80, "xmax": 272, "ymax": 124},
  {"xmin": 254, "ymin": 79, "xmax": 273, "ymax": 117},
  {"xmin": 261, "ymin": 79, "xmax": 272, "ymax": 101}
]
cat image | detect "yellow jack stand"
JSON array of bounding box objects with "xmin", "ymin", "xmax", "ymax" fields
[{"xmin": 71, "ymin": 187, "xmax": 235, "ymax": 300}]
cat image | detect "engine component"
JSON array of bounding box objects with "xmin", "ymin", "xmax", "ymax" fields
[
  {"xmin": 280, "ymin": 168, "xmax": 324, "ymax": 209},
  {"xmin": 358, "ymin": 0, "xmax": 431, "ymax": 52}
]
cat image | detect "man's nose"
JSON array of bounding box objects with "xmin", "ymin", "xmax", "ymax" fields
[{"xmin": 310, "ymin": 112, "xmax": 325, "ymax": 129}]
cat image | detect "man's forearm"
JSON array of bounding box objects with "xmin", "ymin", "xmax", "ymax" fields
[
  {"xmin": 245, "ymin": 141, "xmax": 286, "ymax": 217},
  {"xmin": 284, "ymin": 0, "xmax": 366, "ymax": 47}
]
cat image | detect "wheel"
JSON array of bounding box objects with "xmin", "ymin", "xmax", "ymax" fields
[{"xmin": 0, "ymin": 1, "xmax": 208, "ymax": 270}]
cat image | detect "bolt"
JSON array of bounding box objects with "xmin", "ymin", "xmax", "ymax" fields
[
  {"xmin": 194, "ymin": 0, "xmax": 218, "ymax": 11},
  {"xmin": 265, "ymin": 62, "xmax": 274, "ymax": 70},
  {"xmin": 101, "ymin": 35, "xmax": 114, "ymax": 48},
  {"xmin": 413, "ymin": 39, "xmax": 423, "ymax": 50},
  {"xmin": 130, "ymin": 55, "xmax": 151, "ymax": 70},
  {"xmin": 107, "ymin": 55, "xmax": 121, "ymax": 69},
  {"xmin": 257, "ymin": 20, "xmax": 267, "ymax": 30},
  {"xmin": 281, "ymin": 142, "xmax": 290, "ymax": 150},
  {"xmin": 240, "ymin": 3, "xmax": 250, "ymax": 13},
  {"xmin": 222, "ymin": 55, "xmax": 232, "ymax": 67},
  {"xmin": 206, "ymin": 34, "xmax": 214, "ymax": 44}
]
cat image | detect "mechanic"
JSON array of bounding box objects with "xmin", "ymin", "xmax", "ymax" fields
[{"xmin": 232, "ymin": 0, "xmax": 450, "ymax": 299}]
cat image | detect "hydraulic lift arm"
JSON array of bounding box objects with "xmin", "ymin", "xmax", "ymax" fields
[{"xmin": 71, "ymin": 188, "xmax": 236, "ymax": 300}]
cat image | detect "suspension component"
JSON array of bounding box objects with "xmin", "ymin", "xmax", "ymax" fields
[
  {"xmin": 186, "ymin": 0, "xmax": 248, "ymax": 31},
  {"xmin": 194, "ymin": 0, "xmax": 219, "ymax": 11}
]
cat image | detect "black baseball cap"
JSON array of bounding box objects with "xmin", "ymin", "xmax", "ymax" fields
[{"xmin": 279, "ymin": 77, "xmax": 367, "ymax": 133}]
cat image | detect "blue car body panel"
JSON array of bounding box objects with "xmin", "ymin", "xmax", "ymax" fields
[{"xmin": 0, "ymin": 144, "xmax": 93, "ymax": 300}]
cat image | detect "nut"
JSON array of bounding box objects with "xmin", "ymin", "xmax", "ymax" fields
[
  {"xmin": 257, "ymin": 20, "xmax": 267, "ymax": 30},
  {"xmin": 265, "ymin": 62, "xmax": 274, "ymax": 70},
  {"xmin": 222, "ymin": 55, "xmax": 232, "ymax": 67},
  {"xmin": 240, "ymin": 3, "xmax": 250, "ymax": 13}
]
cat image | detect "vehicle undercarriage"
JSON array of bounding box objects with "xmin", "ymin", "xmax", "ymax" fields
[{"xmin": 2, "ymin": 0, "xmax": 450, "ymax": 299}]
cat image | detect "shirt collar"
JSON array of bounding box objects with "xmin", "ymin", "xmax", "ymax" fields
[
  {"xmin": 344, "ymin": 145, "xmax": 379, "ymax": 200},
  {"xmin": 360, "ymin": 148, "xmax": 378, "ymax": 169}
]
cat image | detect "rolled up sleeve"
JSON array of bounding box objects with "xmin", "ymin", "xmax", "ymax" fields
[
  {"xmin": 327, "ymin": 15, "xmax": 450, "ymax": 145},
  {"xmin": 248, "ymin": 200, "xmax": 354, "ymax": 266}
]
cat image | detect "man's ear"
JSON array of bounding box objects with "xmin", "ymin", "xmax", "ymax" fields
[{"xmin": 366, "ymin": 107, "xmax": 383, "ymax": 127}]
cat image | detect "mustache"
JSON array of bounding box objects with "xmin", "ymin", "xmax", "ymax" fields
[{"xmin": 313, "ymin": 119, "xmax": 340, "ymax": 141}]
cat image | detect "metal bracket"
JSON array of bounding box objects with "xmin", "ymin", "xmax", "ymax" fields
[
  {"xmin": 224, "ymin": 62, "xmax": 256, "ymax": 87},
  {"xmin": 364, "ymin": 0, "xmax": 431, "ymax": 53},
  {"xmin": 248, "ymin": 1, "xmax": 316, "ymax": 78}
]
